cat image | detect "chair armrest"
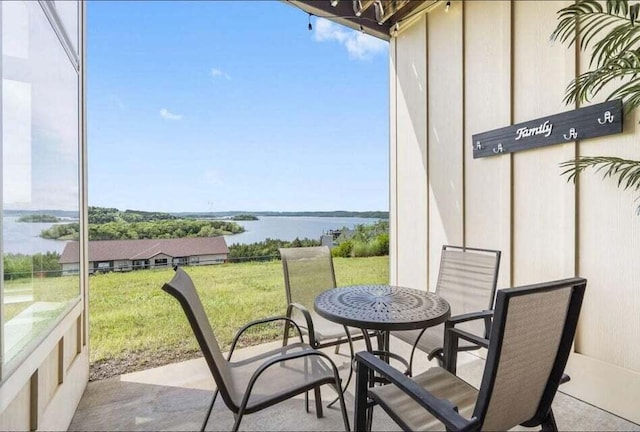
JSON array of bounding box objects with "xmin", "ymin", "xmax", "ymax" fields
[
  {"xmin": 447, "ymin": 328, "xmax": 489, "ymax": 349},
  {"xmin": 447, "ymin": 310, "xmax": 493, "ymax": 325},
  {"xmin": 239, "ymin": 348, "xmax": 341, "ymax": 413},
  {"xmin": 228, "ymin": 316, "xmax": 304, "ymax": 360},
  {"xmin": 443, "ymin": 324, "xmax": 489, "ymax": 375},
  {"xmin": 369, "ymin": 350, "xmax": 411, "ymax": 375},
  {"xmin": 354, "ymin": 351, "xmax": 478, "ymax": 432},
  {"xmin": 286, "ymin": 302, "xmax": 316, "ymax": 344}
]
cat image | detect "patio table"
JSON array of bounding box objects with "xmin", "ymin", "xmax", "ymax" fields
[{"xmin": 314, "ymin": 284, "xmax": 450, "ymax": 364}]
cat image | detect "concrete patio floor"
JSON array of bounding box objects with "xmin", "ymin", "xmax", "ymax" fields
[{"xmin": 69, "ymin": 337, "xmax": 640, "ymax": 431}]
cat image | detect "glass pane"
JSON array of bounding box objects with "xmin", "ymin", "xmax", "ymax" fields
[
  {"xmin": 54, "ymin": 0, "xmax": 78, "ymax": 55},
  {"xmin": 2, "ymin": 1, "xmax": 80, "ymax": 370}
]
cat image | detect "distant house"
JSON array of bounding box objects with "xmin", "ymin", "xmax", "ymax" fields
[{"xmin": 59, "ymin": 237, "xmax": 229, "ymax": 275}]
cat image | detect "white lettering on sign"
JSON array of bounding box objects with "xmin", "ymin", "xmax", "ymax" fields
[
  {"xmin": 563, "ymin": 128, "xmax": 578, "ymax": 140},
  {"xmin": 515, "ymin": 120, "xmax": 553, "ymax": 141},
  {"xmin": 598, "ymin": 110, "xmax": 614, "ymax": 124}
]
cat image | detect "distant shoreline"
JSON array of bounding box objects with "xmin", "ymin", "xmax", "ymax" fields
[
  {"xmin": 4, "ymin": 209, "xmax": 389, "ymax": 220},
  {"xmin": 172, "ymin": 211, "xmax": 389, "ymax": 219}
]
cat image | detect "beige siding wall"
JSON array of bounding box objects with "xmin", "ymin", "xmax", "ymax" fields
[
  {"xmin": 463, "ymin": 1, "xmax": 512, "ymax": 288},
  {"xmin": 194, "ymin": 254, "xmax": 227, "ymax": 265},
  {"xmin": 0, "ymin": 304, "xmax": 87, "ymax": 430},
  {"xmin": 426, "ymin": 4, "xmax": 464, "ymax": 291},
  {"xmin": 390, "ymin": 17, "xmax": 429, "ymax": 290},
  {"xmin": 390, "ymin": 0, "xmax": 640, "ymax": 423}
]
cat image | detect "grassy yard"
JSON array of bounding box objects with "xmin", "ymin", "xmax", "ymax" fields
[{"xmin": 88, "ymin": 256, "xmax": 389, "ymax": 378}]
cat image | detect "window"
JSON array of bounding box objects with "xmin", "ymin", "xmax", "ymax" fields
[
  {"xmin": 154, "ymin": 259, "xmax": 168, "ymax": 267},
  {"xmin": 173, "ymin": 257, "xmax": 188, "ymax": 266},
  {"xmin": 2, "ymin": 1, "xmax": 81, "ymax": 374}
]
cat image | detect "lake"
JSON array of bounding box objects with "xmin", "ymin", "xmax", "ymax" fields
[
  {"xmin": 2, "ymin": 217, "xmax": 72, "ymax": 255},
  {"xmin": 222, "ymin": 216, "xmax": 380, "ymax": 245},
  {"xmin": 2, "ymin": 216, "xmax": 382, "ymax": 254}
]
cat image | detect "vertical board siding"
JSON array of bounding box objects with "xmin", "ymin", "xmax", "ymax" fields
[
  {"xmin": 391, "ymin": 0, "xmax": 640, "ymax": 423},
  {"xmin": 389, "ymin": 39, "xmax": 398, "ymax": 284},
  {"xmin": 463, "ymin": 0, "xmax": 512, "ymax": 289},
  {"xmin": 37, "ymin": 347, "xmax": 59, "ymax": 419},
  {"xmin": 512, "ymin": 0, "xmax": 575, "ymax": 285},
  {"xmin": 0, "ymin": 383, "xmax": 30, "ymax": 431},
  {"xmin": 64, "ymin": 320, "xmax": 78, "ymax": 372},
  {"xmin": 575, "ymin": 75, "xmax": 640, "ymax": 371},
  {"xmin": 395, "ymin": 16, "xmax": 429, "ymax": 290},
  {"xmin": 426, "ymin": 2, "xmax": 464, "ymax": 292}
]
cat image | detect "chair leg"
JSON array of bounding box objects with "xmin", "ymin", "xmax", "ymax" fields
[
  {"xmin": 366, "ymin": 407, "xmax": 373, "ymax": 432},
  {"xmin": 355, "ymin": 359, "xmax": 371, "ymax": 432},
  {"xmin": 200, "ymin": 389, "xmax": 218, "ymax": 432},
  {"xmin": 541, "ymin": 409, "xmax": 559, "ymax": 432},
  {"xmin": 328, "ymin": 331, "xmax": 355, "ymax": 408},
  {"xmin": 231, "ymin": 412, "xmax": 244, "ymax": 432},
  {"xmin": 333, "ymin": 382, "xmax": 351, "ymax": 432},
  {"xmin": 334, "ymin": 337, "xmax": 342, "ymax": 354},
  {"xmin": 283, "ymin": 320, "xmax": 291, "ymax": 347},
  {"xmin": 314, "ymin": 386, "xmax": 323, "ymax": 418},
  {"xmin": 305, "ymin": 391, "xmax": 310, "ymax": 413},
  {"xmin": 408, "ymin": 343, "xmax": 418, "ymax": 377}
]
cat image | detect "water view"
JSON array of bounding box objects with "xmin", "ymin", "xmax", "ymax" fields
[
  {"xmin": 223, "ymin": 216, "xmax": 381, "ymax": 245},
  {"xmin": 2, "ymin": 215, "xmax": 383, "ymax": 254},
  {"xmin": 3, "ymin": 217, "xmax": 73, "ymax": 255}
]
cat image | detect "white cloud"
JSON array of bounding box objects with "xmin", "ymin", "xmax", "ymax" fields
[
  {"xmin": 159, "ymin": 108, "xmax": 183, "ymax": 121},
  {"xmin": 211, "ymin": 68, "xmax": 231, "ymax": 80},
  {"xmin": 313, "ymin": 18, "xmax": 386, "ymax": 60}
]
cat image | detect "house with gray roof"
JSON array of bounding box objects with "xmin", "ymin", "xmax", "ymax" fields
[{"xmin": 59, "ymin": 237, "xmax": 229, "ymax": 275}]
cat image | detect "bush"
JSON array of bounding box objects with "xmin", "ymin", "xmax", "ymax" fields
[
  {"xmin": 331, "ymin": 233, "xmax": 388, "ymax": 258},
  {"xmin": 228, "ymin": 237, "xmax": 320, "ymax": 261},
  {"xmin": 3, "ymin": 252, "xmax": 62, "ymax": 279},
  {"xmin": 331, "ymin": 241, "xmax": 353, "ymax": 258}
]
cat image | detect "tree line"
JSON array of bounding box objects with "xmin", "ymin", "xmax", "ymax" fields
[
  {"xmin": 40, "ymin": 219, "xmax": 244, "ymax": 241},
  {"xmin": 228, "ymin": 238, "xmax": 320, "ymax": 260},
  {"xmin": 3, "ymin": 252, "xmax": 62, "ymax": 280},
  {"xmin": 330, "ymin": 220, "xmax": 389, "ymax": 258},
  {"xmin": 88, "ymin": 206, "xmax": 177, "ymax": 224}
]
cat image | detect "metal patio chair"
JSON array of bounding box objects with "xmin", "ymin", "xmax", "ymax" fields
[
  {"xmin": 355, "ymin": 277, "xmax": 586, "ymax": 432},
  {"xmin": 392, "ymin": 245, "xmax": 501, "ymax": 374},
  {"xmin": 161, "ymin": 267, "xmax": 350, "ymax": 432},
  {"xmin": 279, "ymin": 246, "xmax": 374, "ymax": 397}
]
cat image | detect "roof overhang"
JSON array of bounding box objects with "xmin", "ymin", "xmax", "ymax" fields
[{"xmin": 284, "ymin": 0, "xmax": 440, "ymax": 40}]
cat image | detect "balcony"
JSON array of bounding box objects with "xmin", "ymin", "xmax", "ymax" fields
[{"xmin": 69, "ymin": 337, "xmax": 639, "ymax": 431}]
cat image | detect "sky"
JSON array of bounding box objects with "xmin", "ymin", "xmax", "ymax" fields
[{"xmin": 88, "ymin": 1, "xmax": 389, "ymax": 213}]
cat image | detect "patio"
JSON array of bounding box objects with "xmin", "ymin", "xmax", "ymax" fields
[{"xmin": 68, "ymin": 337, "xmax": 639, "ymax": 431}]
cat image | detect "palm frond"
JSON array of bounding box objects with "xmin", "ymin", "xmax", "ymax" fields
[
  {"xmin": 560, "ymin": 157, "xmax": 640, "ymax": 213},
  {"xmin": 552, "ymin": 1, "xmax": 626, "ymax": 48},
  {"xmin": 554, "ymin": 2, "xmax": 640, "ymax": 215},
  {"xmin": 560, "ymin": 156, "xmax": 640, "ymax": 188},
  {"xmin": 552, "ymin": 1, "xmax": 640, "ymax": 114},
  {"xmin": 563, "ymin": 49, "xmax": 640, "ymax": 111}
]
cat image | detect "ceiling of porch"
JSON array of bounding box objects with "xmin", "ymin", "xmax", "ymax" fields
[{"xmin": 285, "ymin": 0, "xmax": 440, "ymax": 40}]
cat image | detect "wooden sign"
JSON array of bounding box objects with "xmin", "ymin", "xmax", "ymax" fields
[{"xmin": 472, "ymin": 99, "xmax": 623, "ymax": 158}]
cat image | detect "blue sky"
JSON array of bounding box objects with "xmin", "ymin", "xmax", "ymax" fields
[{"xmin": 88, "ymin": 1, "xmax": 389, "ymax": 213}]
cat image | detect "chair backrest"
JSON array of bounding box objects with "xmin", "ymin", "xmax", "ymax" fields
[
  {"xmin": 161, "ymin": 267, "xmax": 236, "ymax": 409},
  {"xmin": 279, "ymin": 246, "xmax": 337, "ymax": 310},
  {"xmin": 436, "ymin": 245, "xmax": 501, "ymax": 337},
  {"xmin": 473, "ymin": 277, "xmax": 586, "ymax": 431}
]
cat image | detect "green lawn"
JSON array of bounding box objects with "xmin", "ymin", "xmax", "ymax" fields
[{"xmin": 88, "ymin": 256, "xmax": 389, "ymax": 365}]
